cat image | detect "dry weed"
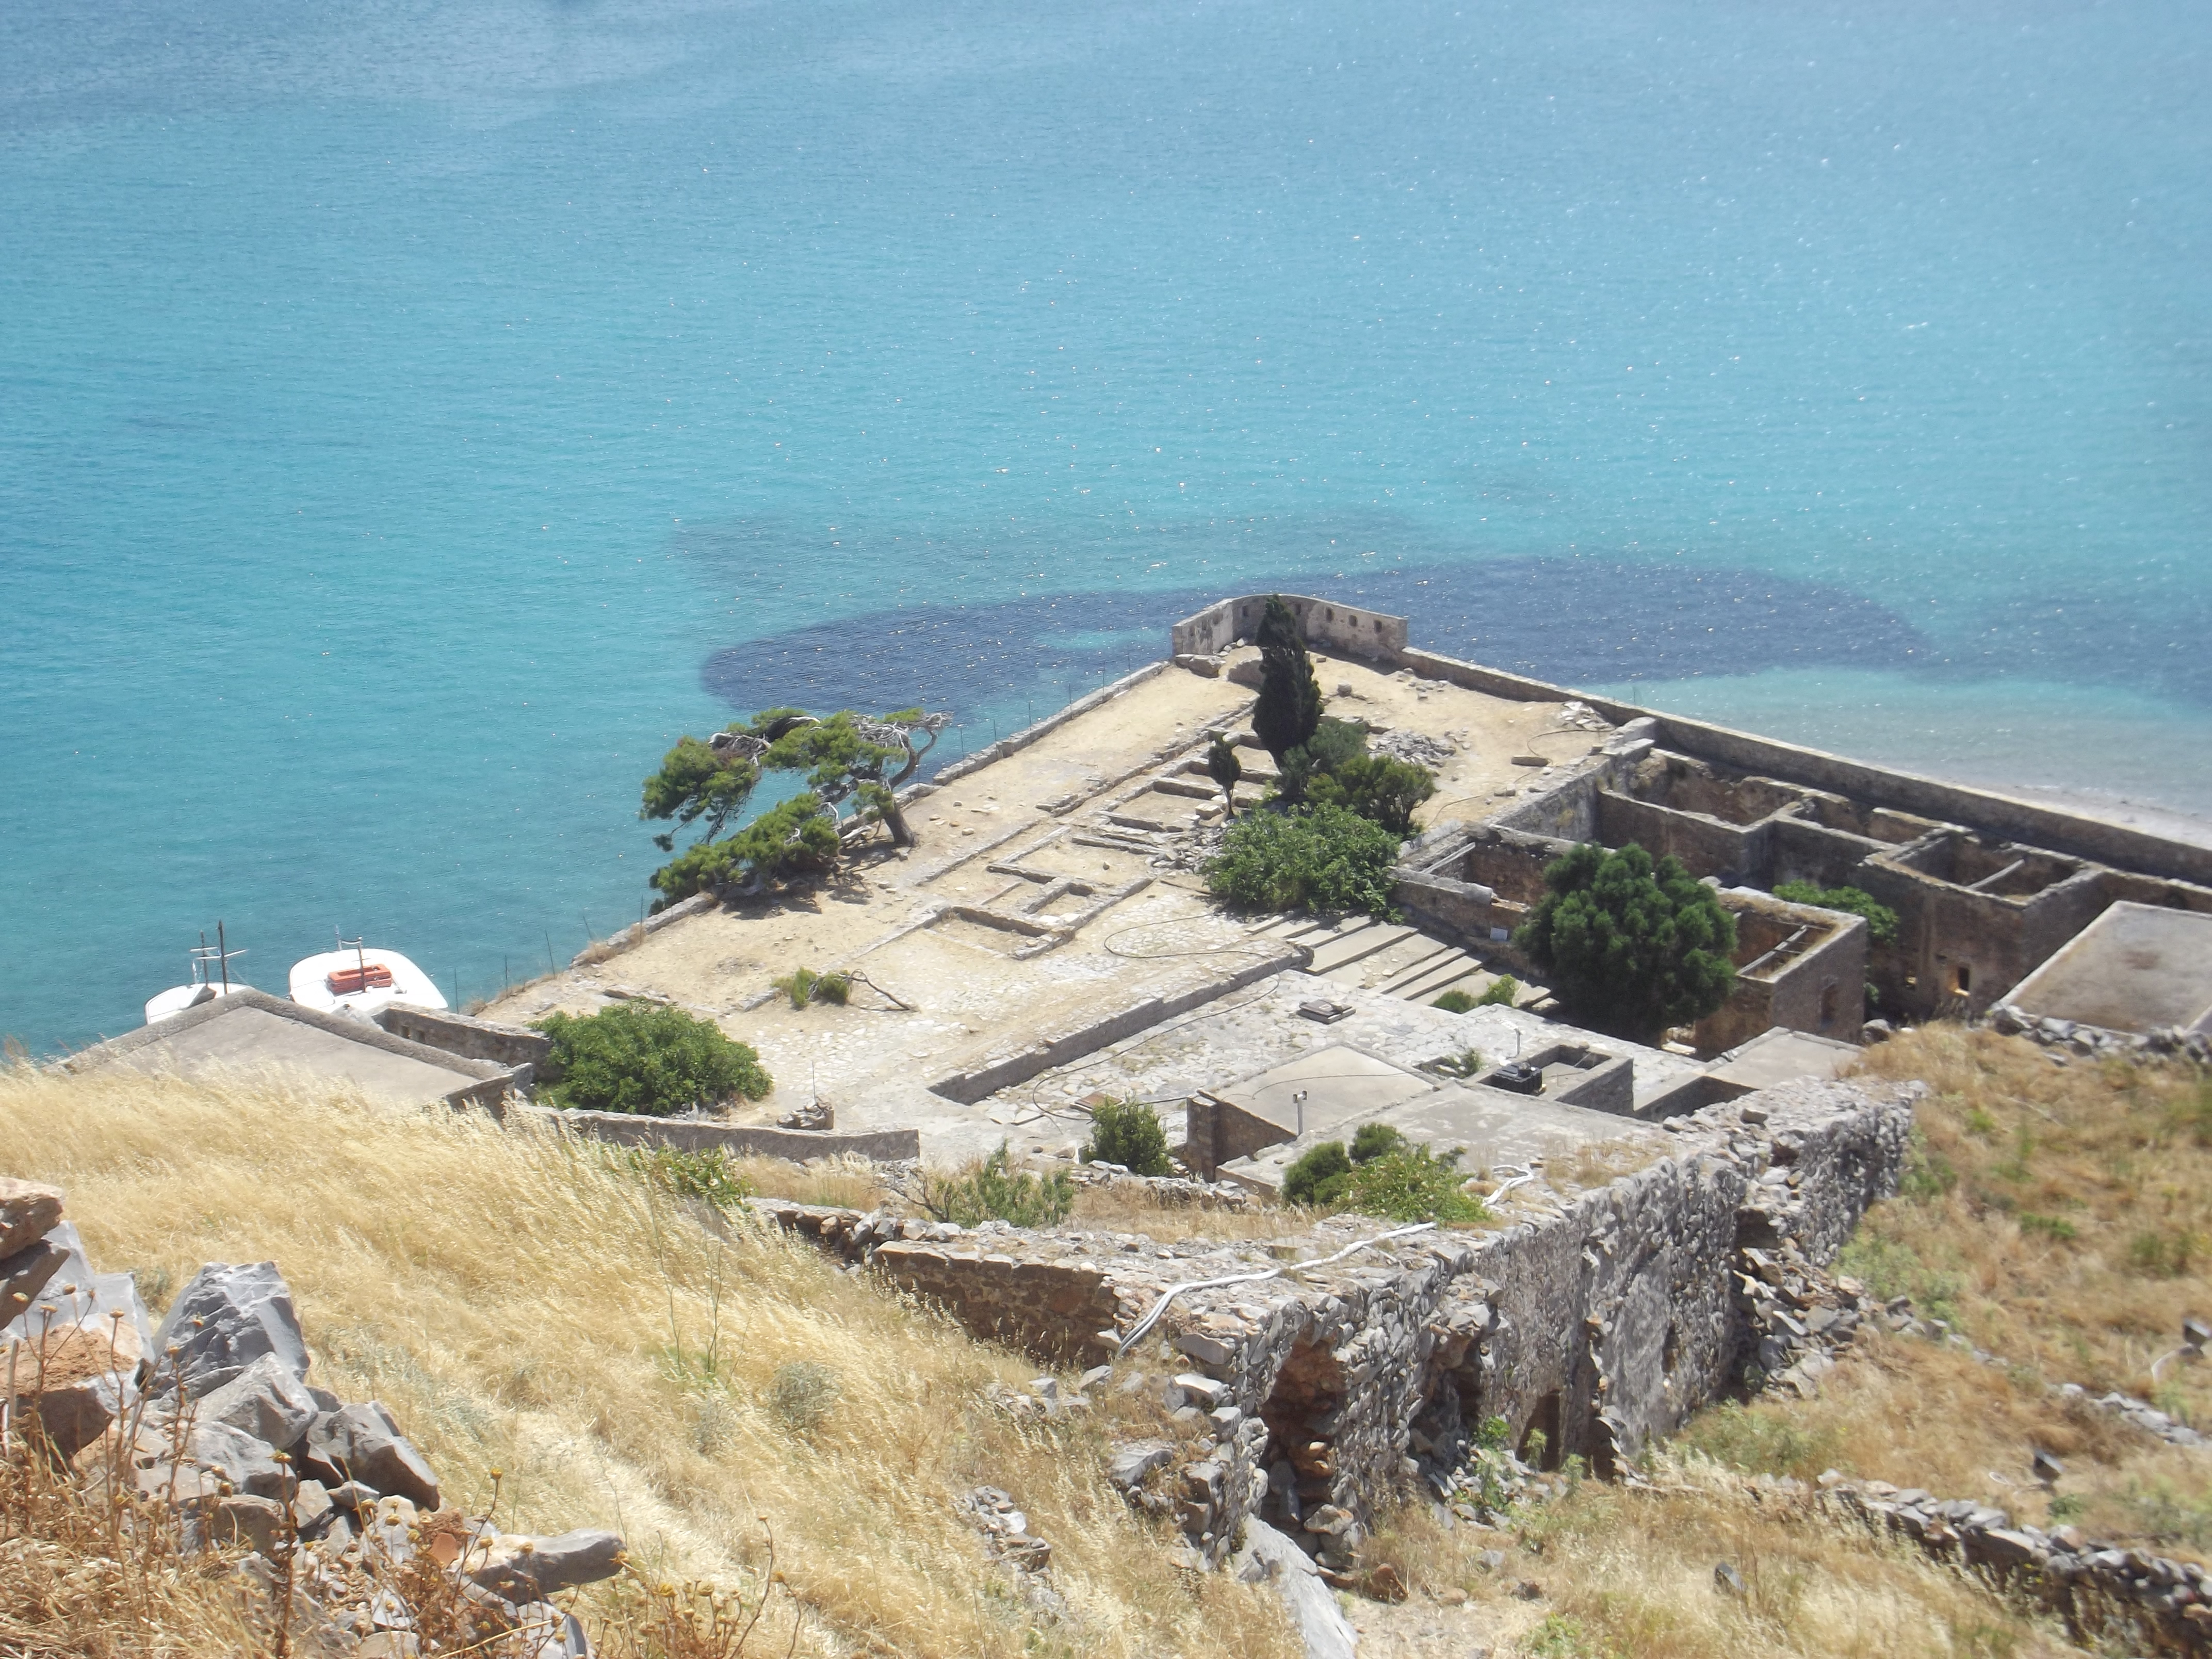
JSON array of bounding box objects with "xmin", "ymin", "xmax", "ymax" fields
[{"xmin": 0, "ymin": 1063, "xmax": 1296, "ymax": 1659}]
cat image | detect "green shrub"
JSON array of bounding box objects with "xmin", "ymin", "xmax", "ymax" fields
[
  {"xmin": 1475, "ymin": 974, "xmax": 1519, "ymax": 1007},
  {"xmin": 1279, "ymin": 1134, "xmax": 1486, "ymax": 1223},
  {"xmin": 532, "ymin": 1003, "xmax": 772, "ymax": 1116},
  {"xmin": 1082, "ymin": 1097, "xmax": 1173, "ymax": 1176},
  {"xmin": 922, "ymin": 1144, "xmax": 1075, "ymax": 1227},
  {"xmin": 1282, "ymin": 1140, "xmax": 1353, "ymax": 1205},
  {"xmin": 650, "ymin": 792, "xmax": 843, "ymax": 903},
  {"xmin": 1515, "ymin": 842, "xmax": 1736, "ymax": 1040},
  {"xmin": 1773, "ymin": 881, "xmax": 1900, "ymax": 946},
  {"xmin": 1205, "ymin": 803, "xmax": 1404, "ymax": 919},
  {"xmin": 1341, "ymin": 1145, "xmax": 1488, "ymax": 1224},
  {"xmin": 1307, "ymin": 752, "xmax": 1437, "ymax": 836},
  {"xmin": 1433, "ymin": 988, "xmax": 1477, "ymax": 1014},
  {"xmin": 1350, "ymin": 1121, "xmax": 1407, "ymax": 1162},
  {"xmin": 622, "ymin": 1144, "xmax": 755, "ymax": 1209},
  {"xmin": 768, "ymin": 1360, "xmax": 841, "ymax": 1432},
  {"xmin": 772, "ymin": 966, "xmax": 852, "ymax": 1009}
]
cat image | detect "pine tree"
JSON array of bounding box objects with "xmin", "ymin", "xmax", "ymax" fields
[{"xmin": 1515, "ymin": 843, "xmax": 1738, "ymax": 1040}]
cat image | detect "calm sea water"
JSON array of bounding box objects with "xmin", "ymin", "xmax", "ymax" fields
[{"xmin": 4, "ymin": 0, "xmax": 2207, "ymax": 1053}]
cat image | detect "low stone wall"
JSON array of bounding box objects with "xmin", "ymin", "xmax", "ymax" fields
[
  {"xmin": 375, "ymin": 1004, "xmax": 552, "ymax": 1072},
  {"xmin": 1170, "ymin": 595, "xmax": 1408, "ymax": 662},
  {"xmin": 755, "ymin": 1077, "xmax": 1915, "ymax": 1570},
  {"xmin": 514, "ymin": 1105, "xmax": 921, "ymax": 1164}
]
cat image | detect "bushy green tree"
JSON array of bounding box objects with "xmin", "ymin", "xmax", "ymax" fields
[
  {"xmin": 1082, "ymin": 1097, "xmax": 1174, "ymax": 1176},
  {"xmin": 1773, "ymin": 882, "xmax": 1900, "ymax": 946},
  {"xmin": 1308, "ymin": 752, "xmax": 1437, "ymax": 836},
  {"xmin": 1515, "ymin": 843, "xmax": 1737, "ymax": 1039},
  {"xmin": 533, "ymin": 1003, "xmax": 773, "ymax": 1116},
  {"xmin": 639, "ymin": 704, "xmax": 945, "ymax": 902},
  {"xmin": 1252, "ymin": 596, "xmax": 1324, "ymax": 763},
  {"xmin": 1206, "ymin": 803, "xmax": 1404, "ymax": 919},
  {"xmin": 1282, "ymin": 1140, "xmax": 1352, "ymax": 1205},
  {"xmin": 1279, "ymin": 1126, "xmax": 1485, "ymax": 1223}
]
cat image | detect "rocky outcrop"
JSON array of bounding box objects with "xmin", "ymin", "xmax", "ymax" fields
[{"xmin": 1, "ymin": 1182, "xmax": 625, "ymax": 1657}]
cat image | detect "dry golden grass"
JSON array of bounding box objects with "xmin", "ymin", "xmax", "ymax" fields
[
  {"xmin": 0, "ymin": 1062, "xmax": 1296, "ymax": 1659},
  {"xmin": 1065, "ymin": 1184, "xmax": 1316, "ymax": 1242},
  {"xmin": 730, "ymin": 1152, "xmax": 894, "ymax": 1212},
  {"xmin": 1847, "ymin": 1026, "xmax": 2212, "ymax": 1417},
  {"xmin": 1361, "ymin": 1458, "xmax": 2088, "ymax": 1658}
]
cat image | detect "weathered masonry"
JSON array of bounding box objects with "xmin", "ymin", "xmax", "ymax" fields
[
  {"xmin": 1169, "ymin": 590, "xmax": 2212, "ymax": 1035},
  {"xmin": 757, "ymin": 1076, "xmax": 1914, "ymax": 1570}
]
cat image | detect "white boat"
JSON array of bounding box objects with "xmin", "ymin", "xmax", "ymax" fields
[
  {"xmin": 288, "ymin": 934, "xmax": 448, "ymax": 1019},
  {"xmin": 144, "ymin": 927, "xmax": 253, "ymax": 1025}
]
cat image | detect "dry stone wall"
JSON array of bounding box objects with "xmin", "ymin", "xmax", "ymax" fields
[{"xmin": 755, "ymin": 1076, "xmax": 1916, "ymax": 1573}]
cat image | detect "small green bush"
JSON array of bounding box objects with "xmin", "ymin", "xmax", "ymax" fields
[
  {"xmin": 768, "ymin": 1360, "xmax": 841, "ymax": 1432},
  {"xmin": 1341, "ymin": 1145, "xmax": 1488, "ymax": 1224},
  {"xmin": 1773, "ymin": 881, "xmax": 1901, "ymax": 946},
  {"xmin": 1678, "ymin": 1401, "xmax": 1847, "ymax": 1484},
  {"xmin": 1082, "ymin": 1097, "xmax": 1173, "ymax": 1176},
  {"xmin": 772, "ymin": 966, "xmax": 852, "ymax": 1009},
  {"xmin": 1349, "ymin": 1122, "xmax": 1407, "ymax": 1162},
  {"xmin": 922, "ymin": 1144, "xmax": 1076, "ymax": 1227},
  {"xmin": 1432, "ymin": 988, "xmax": 1477, "ymax": 1014},
  {"xmin": 2127, "ymin": 1227, "xmax": 2200, "ymax": 1278},
  {"xmin": 1307, "ymin": 752, "xmax": 1437, "ymax": 836},
  {"xmin": 1282, "ymin": 1140, "xmax": 1353, "ymax": 1206},
  {"xmin": 622, "ymin": 1144, "xmax": 755, "ymax": 1209},
  {"xmin": 1475, "ymin": 974, "xmax": 1519, "ymax": 1008},
  {"xmin": 533, "ymin": 1002, "xmax": 772, "ymax": 1116},
  {"xmin": 1206, "ymin": 803, "xmax": 1404, "ymax": 919}
]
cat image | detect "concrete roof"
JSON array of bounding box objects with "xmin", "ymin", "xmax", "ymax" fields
[
  {"xmin": 2004, "ymin": 902, "xmax": 2212, "ymax": 1033},
  {"xmin": 1702, "ymin": 1026, "xmax": 1863, "ymax": 1093},
  {"xmin": 62, "ymin": 988, "xmax": 515, "ymax": 1110}
]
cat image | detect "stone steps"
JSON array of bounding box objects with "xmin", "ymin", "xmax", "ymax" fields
[{"xmin": 1305, "ymin": 923, "xmax": 1418, "ymax": 976}]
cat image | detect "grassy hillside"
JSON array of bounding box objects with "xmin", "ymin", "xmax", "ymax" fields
[{"xmin": 0, "ymin": 1062, "xmax": 1296, "ymax": 1658}]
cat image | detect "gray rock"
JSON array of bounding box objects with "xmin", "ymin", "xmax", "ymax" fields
[
  {"xmin": 213, "ymin": 1493, "xmax": 289, "ymax": 1554},
  {"xmin": 189, "ymin": 1419, "xmax": 291, "ymax": 1500},
  {"xmin": 1230, "ymin": 1517, "xmax": 1356, "ymax": 1659},
  {"xmin": 292, "ymin": 1479, "xmax": 335, "ymax": 1535},
  {"xmin": 154, "ymin": 1262, "xmax": 310, "ymax": 1395},
  {"xmin": 0, "ymin": 1234, "xmax": 73, "ymax": 1329},
  {"xmin": 304, "ymin": 1403, "xmax": 441, "ymax": 1510},
  {"xmin": 468, "ymin": 1530, "xmax": 626, "ymax": 1599},
  {"xmin": 1107, "ymin": 1439, "xmax": 1174, "ymax": 1491},
  {"xmin": 1714, "ymin": 1562, "xmax": 1745, "ymax": 1595},
  {"xmin": 1173, "ymin": 1372, "xmax": 1231, "ymax": 1410},
  {"xmin": 195, "ymin": 1352, "xmax": 319, "ymax": 1451}
]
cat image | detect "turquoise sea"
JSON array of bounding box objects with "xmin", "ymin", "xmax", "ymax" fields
[{"xmin": 3, "ymin": 0, "xmax": 2208, "ymax": 1053}]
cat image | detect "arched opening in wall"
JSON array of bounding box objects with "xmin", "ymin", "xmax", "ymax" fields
[
  {"xmin": 1519, "ymin": 1390, "xmax": 1564, "ymax": 1472},
  {"xmin": 1954, "ymin": 963, "xmax": 1973, "ymax": 996},
  {"xmin": 1819, "ymin": 981, "xmax": 1839, "ymax": 1028},
  {"xmin": 1256, "ymin": 1339, "xmax": 1347, "ymax": 1537}
]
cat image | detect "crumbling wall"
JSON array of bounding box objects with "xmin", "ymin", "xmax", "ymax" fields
[
  {"xmin": 757, "ymin": 1078, "xmax": 1916, "ymax": 1571},
  {"xmin": 1170, "ymin": 595, "xmax": 1408, "ymax": 661}
]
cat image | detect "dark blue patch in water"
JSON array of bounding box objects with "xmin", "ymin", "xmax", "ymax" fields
[{"xmin": 699, "ymin": 556, "xmax": 1932, "ymax": 728}]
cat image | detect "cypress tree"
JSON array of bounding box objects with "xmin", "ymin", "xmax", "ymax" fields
[{"xmin": 1251, "ymin": 595, "xmax": 1324, "ymax": 763}]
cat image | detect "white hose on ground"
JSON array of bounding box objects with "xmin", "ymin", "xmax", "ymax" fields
[{"xmin": 1114, "ymin": 1221, "xmax": 1439, "ymax": 1358}]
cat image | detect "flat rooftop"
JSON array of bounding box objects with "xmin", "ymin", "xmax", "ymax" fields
[
  {"xmin": 2004, "ymin": 902, "xmax": 2212, "ymax": 1034},
  {"xmin": 64, "ymin": 989, "xmax": 514, "ymax": 1109}
]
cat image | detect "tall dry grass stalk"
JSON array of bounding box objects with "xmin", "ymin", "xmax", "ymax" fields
[{"xmin": 0, "ymin": 1062, "xmax": 1295, "ymax": 1658}]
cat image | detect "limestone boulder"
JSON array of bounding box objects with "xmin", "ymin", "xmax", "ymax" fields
[
  {"xmin": 1231, "ymin": 1517, "xmax": 1357, "ymax": 1659},
  {"xmin": 194, "ymin": 1352, "xmax": 319, "ymax": 1452},
  {"xmin": 0, "ymin": 1231, "xmax": 75, "ymax": 1329},
  {"xmin": 154, "ymin": 1261, "xmax": 310, "ymax": 1395},
  {"xmin": 0, "ymin": 1177, "xmax": 64, "ymax": 1258},
  {"xmin": 303, "ymin": 1402, "xmax": 441, "ymax": 1510},
  {"xmin": 212, "ymin": 1493, "xmax": 289, "ymax": 1554}
]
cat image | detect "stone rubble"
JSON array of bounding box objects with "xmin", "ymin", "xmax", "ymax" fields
[
  {"xmin": 1988, "ymin": 1002, "xmax": 2212, "ymax": 1066},
  {"xmin": 1819, "ymin": 1472, "xmax": 2212, "ymax": 1653},
  {"xmin": 1, "ymin": 1180, "xmax": 625, "ymax": 1657}
]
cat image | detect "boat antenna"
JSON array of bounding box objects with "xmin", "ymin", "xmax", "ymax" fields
[{"xmin": 336, "ymin": 928, "xmax": 369, "ymax": 989}]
